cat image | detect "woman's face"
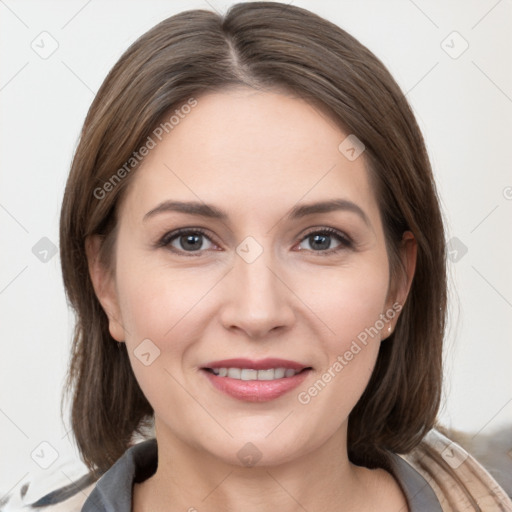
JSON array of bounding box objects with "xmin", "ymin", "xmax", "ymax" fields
[{"xmin": 92, "ymin": 87, "xmax": 413, "ymax": 466}]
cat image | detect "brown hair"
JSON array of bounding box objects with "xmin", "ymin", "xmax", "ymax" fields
[{"xmin": 60, "ymin": 1, "xmax": 446, "ymax": 475}]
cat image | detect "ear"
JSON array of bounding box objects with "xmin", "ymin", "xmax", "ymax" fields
[
  {"xmin": 384, "ymin": 230, "xmax": 417, "ymax": 336},
  {"xmin": 85, "ymin": 235, "xmax": 126, "ymax": 342}
]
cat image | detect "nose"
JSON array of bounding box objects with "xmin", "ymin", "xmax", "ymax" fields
[{"xmin": 219, "ymin": 243, "xmax": 295, "ymax": 339}]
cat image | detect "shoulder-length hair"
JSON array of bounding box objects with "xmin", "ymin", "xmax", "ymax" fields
[{"xmin": 60, "ymin": 1, "xmax": 446, "ymax": 474}]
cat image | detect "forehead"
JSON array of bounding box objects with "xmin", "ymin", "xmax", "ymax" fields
[{"xmin": 120, "ymin": 87, "xmax": 379, "ymax": 225}]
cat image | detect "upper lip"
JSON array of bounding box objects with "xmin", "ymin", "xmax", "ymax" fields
[{"xmin": 202, "ymin": 358, "xmax": 311, "ymax": 371}]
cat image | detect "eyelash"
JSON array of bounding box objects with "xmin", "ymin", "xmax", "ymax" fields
[{"xmin": 156, "ymin": 227, "xmax": 354, "ymax": 257}]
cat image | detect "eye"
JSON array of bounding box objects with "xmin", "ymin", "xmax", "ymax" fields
[
  {"xmin": 297, "ymin": 228, "xmax": 352, "ymax": 254},
  {"xmin": 157, "ymin": 226, "xmax": 352, "ymax": 257},
  {"xmin": 158, "ymin": 228, "xmax": 218, "ymax": 255}
]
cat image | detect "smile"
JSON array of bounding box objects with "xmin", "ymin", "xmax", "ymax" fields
[
  {"xmin": 206, "ymin": 367, "xmax": 303, "ymax": 380},
  {"xmin": 201, "ymin": 358, "xmax": 312, "ymax": 401}
]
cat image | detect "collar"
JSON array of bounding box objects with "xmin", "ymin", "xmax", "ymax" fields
[{"xmin": 82, "ymin": 438, "xmax": 441, "ymax": 511}]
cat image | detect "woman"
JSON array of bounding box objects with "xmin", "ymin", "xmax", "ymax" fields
[{"xmin": 30, "ymin": 2, "xmax": 512, "ymax": 511}]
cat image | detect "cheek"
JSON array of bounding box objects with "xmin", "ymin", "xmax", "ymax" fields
[
  {"xmin": 114, "ymin": 262, "xmax": 214, "ymax": 413},
  {"xmin": 293, "ymin": 260, "xmax": 389, "ymax": 408},
  {"xmin": 115, "ymin": 251, "xmax": 216, "ymax": 340},
  {"xmin": 116, "ymin": 246, "xmax": 390, "ymax": 363},
  {"xmin": 114, "ymin": 257, "xmax": 226, "ymax": 397},
  {"xmin": 296, "ymin": 258, "xmax": 390, "ymax": 343}
]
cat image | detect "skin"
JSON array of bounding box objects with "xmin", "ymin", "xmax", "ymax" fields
[{"xmin": 88, "ymin": 86, "xmax": 416, "ymax": 512}]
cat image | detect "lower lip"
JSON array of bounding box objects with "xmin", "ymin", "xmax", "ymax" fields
[{"xmin": 202, "ymin": 369, "xmax": 311, "ymax": 402}]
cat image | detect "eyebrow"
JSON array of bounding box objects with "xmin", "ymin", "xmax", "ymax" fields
[{"xmin": 143, "ymin": 199, "xmax": 371, "ymax": 226}]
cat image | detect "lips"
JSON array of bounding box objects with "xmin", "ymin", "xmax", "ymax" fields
[
  {"xmin": 203, "ymin": 358, "xmax": 309, "ymax": 371},
  {"xmin": 201, "ymin": 358, "xmax": 312, "ymax": 402}
]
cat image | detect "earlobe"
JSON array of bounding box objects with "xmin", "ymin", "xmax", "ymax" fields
[{"xmin": 85, "ymin": 235, "xmax": 126, "ymax": 342}]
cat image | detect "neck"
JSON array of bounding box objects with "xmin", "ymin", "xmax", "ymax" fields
[{"xmin": 133, "ymin": 420, "xmax": 390, "ymax": 512}]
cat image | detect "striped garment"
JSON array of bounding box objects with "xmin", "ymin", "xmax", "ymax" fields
[{"xmin": 1, "ymin": 429, "xmax": 510, "ymax": 511}]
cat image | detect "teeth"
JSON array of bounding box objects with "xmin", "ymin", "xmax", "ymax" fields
[
  {"xmin": 210, "ymin": 367, "xmax": 301, "ymax": 380},
  {"xmin": 241, "ymin": 369, "xmax": 258, "ymax": 381},
  {"xmin": 257, "ymin": 369, "xmax": 275, "ymax": 380},
  {"xmin": 273, "ymin": 368, "xmax": 286, "ymax": 379},
  {"xmin": 227, "ymin": 368, "xmax": 241, "ymax": 379}
]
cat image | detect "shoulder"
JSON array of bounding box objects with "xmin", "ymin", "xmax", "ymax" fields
[
  {"xmin": 401, "ymin": 428, "xmax": 512, "ymax": 512},
  {"xmin": 0, "ymin": 473, "xmax": 96, "ymax": 511},
  {"xmin": 1, "ymin": 439, "xmax": 157, "ymax": 512}
]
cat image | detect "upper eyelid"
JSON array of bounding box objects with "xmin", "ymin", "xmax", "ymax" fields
[
  {"xmin": 301, "ymin": 226, "xmax": 351, "ymax": 241},
  {"xmin": 159, "ymin": 227, "xmax": 218, "ymax": 246}
]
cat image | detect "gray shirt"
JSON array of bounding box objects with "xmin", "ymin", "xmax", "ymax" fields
[{"xmin": 81, "ymin": 438, "xmax": 442, "ymax": 511}]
